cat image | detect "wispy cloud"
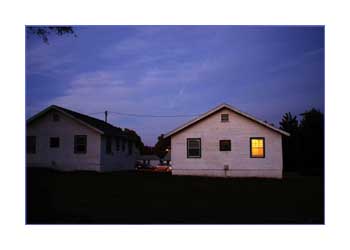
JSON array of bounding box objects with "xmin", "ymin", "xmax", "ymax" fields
[
  {"xmin": 26, "ymin": 26, "xmax": 324, "ymax": 145},
  {"xmin": 267, "ymin": 47, "xmax": 324, "ymax": 73},
  {"xmin": 26, "ymin": 42, "xmax": 76, "ymax": 77}
]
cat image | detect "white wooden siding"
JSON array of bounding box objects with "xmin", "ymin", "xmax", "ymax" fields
[
  {"xmin": 26, "ymin": 110, "xmax": 101, "ymax": 171},
  {"xmin": 171, "ymin": 108, "xmax": 283, "ymax": 178}
]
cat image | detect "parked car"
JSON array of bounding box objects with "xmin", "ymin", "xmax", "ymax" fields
[
  {"xmin": 135, "ymin": 162, "xmax": 157, "ymax": 172},
  {"xmin": 154, "ymin": 165, "xmax": 172, "ymax": 173}
]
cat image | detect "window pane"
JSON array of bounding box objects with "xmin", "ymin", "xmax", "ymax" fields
[
  {"xmin": 106, "ymin": 137, "xmax": 112, "ymax": 153},
  {"xmin": 188, "ymin": 148, "xmax": 200, "ymax": 157},
  {"xmin": 115, "ymin": 137, "xmax": 120, "ymax": 151},
  {"xmin": 50, "ymin": 137, "xmax": 60, "ymax": 148},
  {"xmin": 188, "ymin": 140, "xmax": 200, "ymax": 148},
  {"xmin": 76, "ymin": 136, "xmax": 86, "ymax": 145},
  {"xmin": 122, "ymin": 139, "xmax": 126, "ymax": 151},
  {"xmin": 74, "ymin": 135, "xmax": 87, "ymax": 153},
  {"xmin": 251, "ymin": 139, "xmax": 259, "ymax": 147},
  {"xmin": 76, "ymin": 145, "xmax": 86, "ymax": 152},
  {"xmin": 251, "ymin": 148, "xmax": 264, "ymax": 157},
  {"xmin": 220, "ymin": 140, "xmax": 231, "ymax": 151},
  {"xmin": 128, "ymin": 140, "xmax": 133, "ymax": 155},
  {"xmin": 187, "ymin": 138, "xmax": 201, "ymax": 158},
  {"xmin": 251, "ymin": 138, "xmax": 264, "ymax": 157},
  {"xmin": 221, "ymin": 114, "xmax": 229, "ymax": 122}
]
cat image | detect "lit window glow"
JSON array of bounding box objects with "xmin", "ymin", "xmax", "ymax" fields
[{"xmin": 250, "ymin": 138, "xmax": 264, "ymax": 158}]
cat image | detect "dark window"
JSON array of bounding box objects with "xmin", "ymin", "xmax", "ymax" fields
[
  {"xmin": 50, "ymin": 137, "xmax": 60, "ymax": 148},
  {"xmin": 220, "ymin": 140, "xmax": 231, "ymax": 151},
  {"xmin": 250, "ymin": 137, "xmax": 265, "ymax": 158},
  {"xmin": 53, "ymin": 113, "xmax": 60, "ymax": 122},
  {"xmin": 122, "ymin": 139, "xmax": 126, "ymax": 152},
  {"xmin": 27, "ymin": 136, "xmax": 36, "ymax": 154},
  {"xmin": 115, "ymin": 137, "xmax": 120, "ymax": 151},
  {"xmin": 128, "ymin": 140, "xmax": 133, "ymax": 155},
  {"xmin": 106, "ymin": 137, "xmax": 112, "ymax": 154},
  {"xmin": 221, "ymin": 114, "xmax": 229, "ymax": 122},
  {"xmin": 74, "ymin": 135, "xmax": 87, "ymax": 154},
  {"xmin": 187, "ymin": 138, "xmax": 201, "ymax": 158}
]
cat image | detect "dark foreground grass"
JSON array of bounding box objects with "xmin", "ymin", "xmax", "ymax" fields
[{"xmin": 26, "ymin": 168, "xmax": 324, "ymax": 224}]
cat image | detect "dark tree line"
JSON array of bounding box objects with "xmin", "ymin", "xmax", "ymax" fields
[
  {"xmin": 280, "ymin": 108, "xmax": 324, "ymax": 176},
  {"xmin": 124, "ymin": 128, "xmax": 144, "ymax": 152},
  {"xmin": 140, "ymin": 134, "xmax": 170, "ymax": 158},
  {"xmin": 153, "ymin": 134, "xmax": 171, "ymax": 158}
]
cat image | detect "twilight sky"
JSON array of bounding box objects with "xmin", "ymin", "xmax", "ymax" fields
[{"xmin": 26, "ymin": 26, "xmax": 324, "ymax": 145}]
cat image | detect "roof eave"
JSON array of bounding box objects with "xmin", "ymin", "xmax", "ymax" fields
[
  {"xmin": 164, "ymin": 103, "xmax": 290, "ymax": 138},
  {"xmin": 26, "ymin": 105, "xmax": 104, "ymax": 135}
]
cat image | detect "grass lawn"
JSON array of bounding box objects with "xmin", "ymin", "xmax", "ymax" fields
[{"xmin": 26, "ymin": 168, "xmax": 324, "ymax": 224}]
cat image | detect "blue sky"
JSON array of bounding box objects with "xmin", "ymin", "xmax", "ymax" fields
[{"xmin": 26, "ymin": 26, "xmax": 324, "ymax": 145}]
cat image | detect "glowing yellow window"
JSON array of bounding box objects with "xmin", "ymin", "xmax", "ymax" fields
[{"xmin": 250, "ymin": 138, "xmax": 265, "ymax": 158}]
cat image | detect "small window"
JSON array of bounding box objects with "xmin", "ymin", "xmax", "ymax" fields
[
  {"xmin": 115, "ymin": 137, "xmax": 120, "ymax": 151},
  {"xmin": 74, "ymin": 135, "xmax": 87, "ymax": 154},
  {"xmin": 53, "ymin": 113, "xmax": 60, "ymax": 122},
  {"xmin": 250, "ymin": 137, "xmax": 265, "ymax": 158},
  {"xmin": 128, "ymin": 140, "xmax": 133, "ymax": 155},
  {"xmin": 187, "ymin": 138, "xmax": 201, "ymax": 158},
  {"xmin": 50, "ymin": 137, "xmax": 60, "ymax": 148},
  {"xmin": 106, "ymin": 137, "xmax": 112, "ymax": 154},
  {"xmin": 221, "ymin": 114, "xmax": 229, "ymax": 122},
  {"xmin": 220, "ymin": 140, "xmax": 231, "ymax": 151},
  {"xmin": 121, "ymin": 139, "xmax": 126, "ymax": 152},
  {"xmin": 26, "ymin": 136, "xmax": 36, "ymax": 154}
]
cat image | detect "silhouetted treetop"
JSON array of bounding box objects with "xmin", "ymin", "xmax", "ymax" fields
[
  {"xmin": 154, "ymin": 134, "xmax": 170, "ymax": 158},
  {"xmin": 279, "ymin": 112, "xmax": 299, "ymax": 135},
  {"xmin": 27, "ymin": 26, "xmax": 76, "ymax": 44}
]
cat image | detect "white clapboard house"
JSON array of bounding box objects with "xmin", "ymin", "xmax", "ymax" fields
[
  {"xmin": 164, "ymin": 103, "xmax": 289, "ymax": 178},
  {"xmin": 26, "ymin": 105, "xmax": 139, "ymax": 172}
]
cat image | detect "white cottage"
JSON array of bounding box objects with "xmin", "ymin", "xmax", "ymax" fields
[
  {"xmin": 26, "ymin": 105, "xmax": 139, "ymax": 172},
  {"xmin": 164, "ymin": 103, "xmax": 289, "ymax": 178}
]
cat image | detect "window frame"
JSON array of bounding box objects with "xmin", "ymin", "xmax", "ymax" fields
[
  {"xmin": 121, "ymin": 138, "xmax": 126, "ymax": 152},
  {"xmin": 250, "ymin": 137, "xmax": 265, "ymax": 158},
  {"xmin": 128, "ymin": 140, "xmax": 133, "ymax": 155},
  {"xmin": 26, "ymin": 136, "xmax": 36, "ymax": 154},
  {"xmin": 74, "ymin": 135, "xmax": 87, "ymax": 154},
  {"xmin": 219, "ymin": 140, "xmax": 231, "ymax": 151},
  {"xmin": 106, "ymin": 136, "xmax": 112, "ymax": 154},
  {"xmin": 221, "ymin": 113, "xmax": 229, "ymax": 122},
  {"xmin": 115, "ymin": 137, "xmax": 120, "ymax": 151},
  {"xmin": 49, "ymin": 137, "xmax": 60, "ymax": 148},
  {"xmin": 187, "ymin": 138, "xmax": 201, "ymax": 158}
]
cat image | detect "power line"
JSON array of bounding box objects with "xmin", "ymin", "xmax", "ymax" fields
[
  {"xmin": 88, "ymin": 111, "xmax": 200, "ymax": 118},
  {"xmin": 109, "ymin": 111, "xmax": 199, "ymax": 118},
  {"xmin": 87, "ymin": 112, "xmax": 105, "ymax": 115}
]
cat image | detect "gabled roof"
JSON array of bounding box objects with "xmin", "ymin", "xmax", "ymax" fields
[
  {"xmin": 27, "ymin": 105, "xmax": 124, "ymax": 136},
  {"xmin": 164, "ymin": 103, "xmax": 290, "ymax": 138}
]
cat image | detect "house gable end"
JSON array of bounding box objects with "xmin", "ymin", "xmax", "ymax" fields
[
  {"xmin": 164, "ymin": 104, "xmax": 290, "ymax": 138},
  {"xmin": 27, "ymin": 106, "xmax": 104, "ymax": 134}
]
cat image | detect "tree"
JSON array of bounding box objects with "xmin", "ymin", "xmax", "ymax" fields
[
  {"xmin": 124, "ymin": 128, "xmax": 144, "ymax": 153},
  {"xmin": 27, "ymin": 26, "xmax": 76, "ymax": 44},
  {"xmin": 141, "ymin": 146, "xmax": 155, "ymax": 155},
  {"xmin": 298, "ymin": 109, "xmax": 324, "ymax": 175},
  {"xmin": 154, "ymin": 134, "xmax": 170, "ymax": 158},
  {"xmin": 279, "ymin": 112, "xmax": 299, "ymax": 173}
]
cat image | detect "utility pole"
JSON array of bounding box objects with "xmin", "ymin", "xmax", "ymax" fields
[{"xmin": 104, "ymin": 110, "xmax": 108, "ymax": 123}]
